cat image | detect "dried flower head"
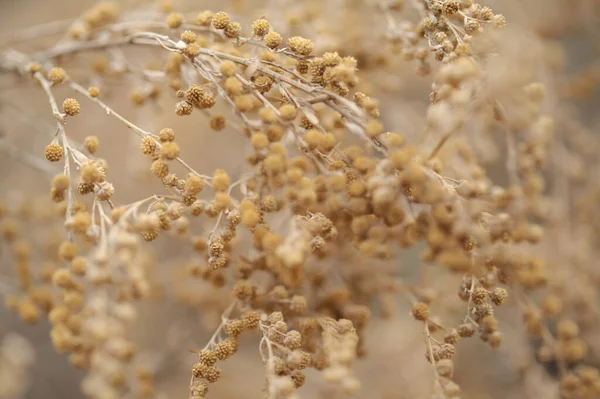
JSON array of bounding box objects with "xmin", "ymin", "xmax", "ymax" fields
[
  {"xmin": 264, "ymin": 31, "xmax": 282, "ymax": 49},
  {"xmin": 48, "ymin": 67, "xmax": 66, "ymax": 84},
  {"xmin": 62, "ymin": 98, "xmax": 80, "ymax": 116},
  {"xmin": 252, "ymin": 19, "xmax": 270, "ymax": 37},
  {"xmin": 211, "ymin": 12, "xmax": 230, "ymax": 30},
  {"xmin": 45, "ymin": 143, "xmax": 64, "ymax": 162},
  {"xmin": 287, "ymin": 36, "xmax": 314, "ymax": 56}
]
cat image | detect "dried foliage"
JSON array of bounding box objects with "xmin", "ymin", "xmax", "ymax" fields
[{"xmin": 0, "ymin": 0, "xmax": 600, "ymax": 398}]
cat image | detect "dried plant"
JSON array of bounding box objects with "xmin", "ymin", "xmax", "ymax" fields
[{"xmin": 0, "ymin": 0, "xmax": 599, "ymax": 398}]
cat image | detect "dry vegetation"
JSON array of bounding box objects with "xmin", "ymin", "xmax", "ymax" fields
[{"xmin": 0, "ymin": 0, "xmax": 599, "ymax": 398}]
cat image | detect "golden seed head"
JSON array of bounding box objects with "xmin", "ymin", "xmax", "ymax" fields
[
  {"xmin": 260, "ymin": 50, "xmax": 276, "ymax": 62},
  {"xmin": 490, "ymin": 287, "xmax": 508, "ymax": 306},
  {"xmin": 175, "ymin": 100, "xmax": 193, "ymax": 116},
  {"xmin": 259, "ymin": 107, "xmax": 277, "ymax": 123},
  {"xmin": 411, "ymin": 302, "xmax": 430, "ymax": 321},
  {"xmin": 264, "ymin": 31, "xmax": 282, "ymax": 49},
  {"xmin": 160, "ymin": 142, "xmax": 180, "ymax": 160},
  {"xmin": 198, "ymin": 349, "xmax": 217, "ymax": 366},
  {"xmin": 284, "ymin": 330, "xmax": 302, "ymax": 349},
  {"xmin": 279, "ymin": 104, "xmax": 298, "ymax": 121},
  {"xmin": 488, "ymin": 331, "xmax": 504, "ymax": 348},
  {"xmin": 287, "ymin": 36, "xmax": 314, "ymax": 56},
  {"xmin": 18, "ymin": 299, "xmax": 40, "ymax": 324},
  {"xmin": 166, "ymin": 13, "xmax": 184, "ymax": 29},
  {"xmin": 77, "ymin": 180, "xmax": 94, "ymax": 195},
  {"xmin": 242, "ymin": 311, "xmax": 260, "ymax": 328},
  {"xmin": 234, "ymin": 94, "xmax": 254, "ymax": 112},
  {"xmin": 158, "ymin": 128, "xmax": 175, "ymax": 143},
  {"xmin": 214, "ymin": 192, "xmax": 231, "ymax": 211},
  {"xmin": 254, "ymin": 75, "xmax": 273, "ymax": 93},
  {"xmin": 63, "ymin": 98, "xmax": 81, "ymax": 116},
  {"xmin": 194, "ymin": 11, "xmax": 213, "ymax": 26},
  {"xmin": 45, "ymin": 143, "xmax": 64, "ymax": 162},
  {"xmin": 141, "ymin": 137, "xmax": 157, "ymax": 154},
  {"xmin": 87, "ymin": 86, "xmax": 100, "ymax": 97},
  {"xmin": 225, "ymin": 77, "xmax": 244, "ymax": 96},
  {"xmin": 210, "ymin": 115, "xmax": 226, "ymax": 131},
  {"xmin": 186, "ymin": 85, "xmax": 215, "ymax": 108},
  {"xmin": 211, "ymin": 12, "xmax": 230, "ymax": 29},
  {"xmin": 52, "ymin": 268, "xmax": 72, "ymax": 288},
  {"xmin": 224, "ymin": 320, "xmax": 245, "ymax": 337},
  {"xmin": 322, "ymin": 52, "xmax": 341, "ymax": 66},
  {"xmin": 96, "ymin": 181, "xmax": 114, "ymax": 200},
  {"xmin": 151, "ymin": 159, "xmax": 169, "ymax": 178},
  {"xmin": 52, "ymin": 174, "xmax": 70, "ymax": 191},
  {"xmin": 219, "ymin": 60, "xmax": 237, "ymax": 77},
  {"xmin": 58, "ymin": 241, "xmax": 78, "ymax": 261},
  {"xmin": 180, "ymin": 30, "xmax": 197, "ymax": 44},
  {"xmin": 130, "ymin": 89, "xmax": 145, "ymax": 106},
  {"xmin": 541, "ymin": 295, "xmax": 563, "ymax": 316},
  {"xmin": 471, "ymin": 287, "xmax": 488, "ymax": 305},
  {"xmin": 49, "ymin": 67, "xmax": 67, "ymax": 84},
  {"xmin": 557, "ymin": 319, "xmax": 579, "ymax": 340},
  {"xmin": 83, "ymin": 136, "xmax": 99, "ymax": 154},
  {"xmin": 186, "ymin": 174, "xmax": 205, "ymax": 194},
  {"xmin": 224, "ymin": 22, "xmax": 241, "ymax": 39},
  {"xmin": 27, "ymin": 62, "xmax": 41, "ymax": 74},
  {"xmin": 81, "ymin": 162, "xmax": 104, "ymax": 183},
  {"xmin": 442, "ymin": 0, "xmax": 459, "ymax": 16},
  {"xmin": 365, "ymin": 120, "xmax": 384, "ymax": 138},
  {"xmin": 252, "ymin": 19, "xmax": 270, "ymax": 36},
  {"xmin": 184, "ymin": 43, "xmax": 200, "ymax": 58}
]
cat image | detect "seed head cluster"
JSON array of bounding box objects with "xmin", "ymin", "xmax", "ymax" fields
[{"xmin": 0, "ymin": 2, "xmax": 599, "ymax": 399}]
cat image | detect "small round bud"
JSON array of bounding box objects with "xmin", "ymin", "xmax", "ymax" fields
[
  {"xmin": 488, "ymin": 331, "xmax": 504, "ymax": 348},
  {"xmin": 471, "ymin": 287, "xmax": 488, "ymax": 305},
  {"xmin": 457, "ymin": 323, "xmax": 475, "ymax": 337},
  {"xmin": 158, "ymin": 128, "xmax": 175, "ymax": 143},
  {"xmin": 279, "ymin": 104, "xmax": 298, "ymax": 121},
  {"xmin": 219, "ymin": 61, "xmax": 237, "ymax": 77},
  {"xmin": 210, "ymin": 115, "xmax": 226, "ymax": 131},
  {"xmin": 58, "ymin": 241, "xmax": 78, "ymax": 261},
  {"xmin": 88, "ymin": 87, "xmax": 100, "ymax": 97},
  {"xmin": 151, "ymin": 159, "xmax": 169, "ymax": 178},
  {"xmin": 160, "ymin": 142, "xmax": 180, "ymax": 160},
  {"xmin": 264, "ymin": 31, "xmax": 282, "ymax": 49},
  {"xmin": 84, "ymin": 136, "xmax": 99, "ymax": 154},
  {"xmin": 52, "ymin": 268, "xmax": 73, "ymax": 289},
  {"xmin": 224, "ymin": 22, "xmax": 241, "ymax": 39},
  {"xmin": 49, "ymin": 67, "xmax": 67, "ymax": 84},
  {"xmin": 436, "ymin": 359, "xmax": 454, "ymax": 378},
  {"xmin": 211, "ymin": 12, "xmax": 230, "ymax": 29},
  {"xmin": 52, "ymin": 174, "xmax": 70, "ymax": 191},
  {"xmin": 175, "ymin": 101, "xmax": 193, "ymax": 116},
  {"xmin": 45, "ymin": 143, "xmax": 64, "ymax": 162},
  {"xmin": 287, "ymin": 36, "xmax": 314, "ymax": 56},
  {"xmin": 198, "ymin": 350, "xmax": 217, "ymax": 366},
  {"xmin": 63, "ymin": 98, "xmax": 81, "ymax": 116},
  {"xmin": 140, "ymin": 137, "xmax": 157, "ymax": 154},
  {"xmin": 27, "ymin": 62, "xmax": 41, "ymax": 74},
  {"xmin": 166, "ymin": 13, "xmax": 184, "ymax": 29},
  {"xmin": 252, "ymin": 19, "xmax": 270, "ymax": 36},
  {"xmin": 212, "ymin": 169, "xmax": 230, "ymax": 192},
  {"xmin": 412, "ymin": 302, "xmax": 430, "ymax": 321},
  {"xmin": 242, "ymin": 311, "xmax": 260, "ymax": 329},
  {"xmin": 181, "ymin": 30, "xmax": 197, "ymax": 44},
  {"xmin": 557, "ymin": 319, "xmax": 579, "ymax": 340},
  {"xmin": 490, "ymin": 287, "xmax": 508, "ymax": 306}
]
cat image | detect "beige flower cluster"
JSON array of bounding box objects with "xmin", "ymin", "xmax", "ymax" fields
[{"xmin": 0, "ymin": 1, "xmax": 599, "ymax": 398}]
